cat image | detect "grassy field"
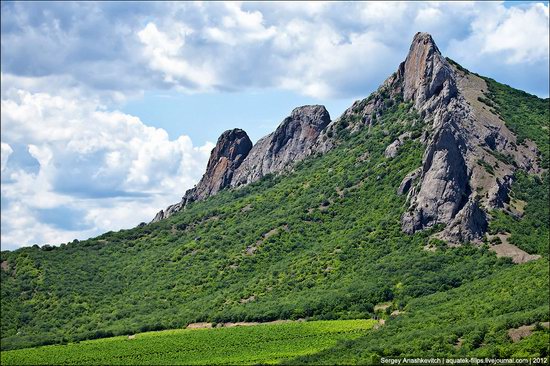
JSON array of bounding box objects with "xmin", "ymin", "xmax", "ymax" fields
[{"xmin": 0, "ymin": 319, "xmax": 376, "ymax": 365}]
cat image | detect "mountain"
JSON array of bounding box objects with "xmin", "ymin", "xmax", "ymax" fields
[
  {"xmin": 1, "ymin": 33, "xmax": 548, "ymax": 360},
  {"xmin": 152, "ymin": 105, "xmax": 331, "ymax": 222},
  {"xmin": 153, "ymin": 33, "xmax": 542, "ymax": 244}
]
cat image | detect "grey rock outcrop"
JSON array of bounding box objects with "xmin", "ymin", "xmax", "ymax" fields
[
  {"xmin": 398, "ymin": 32, "xmax": 458, "ymax": 114},
  {"xmin": 385, "ymin": 132, "xmax": 412, "ymax": 159},
  {"xmin": 394, "ymin": 32, "xmax": 540, "ymax": 242},
  {"xmin": 151, "ymin": 32, "xmax": 541, "ymax": 246},
  {"xmin": 152, "ymin": 106, "xmax": 330, "ymax": 222},
  {"xmin": 152, "ymin": 129, "xmax": 252, "ymax": 222},
  {"xmin": 185, "ymin": 128, "xmax": 252, "ymax": 202},
  {"xmin": 440, "ymin": 198, "xmax": 488, "ymax": 243},
  {"xmin": 488, "ymin": 175, "xmax": 513, "ymax": 209},
  {"xmin": 231, "ymin": 105, "xmax": 330, "ymax": 187},
  {"xmin": 397, "ymin": 167, "xmax": 422, "ymax": 196},
  {"xmin": 384, "ymin": 139, "xmax": 402, "ymax": 159}
]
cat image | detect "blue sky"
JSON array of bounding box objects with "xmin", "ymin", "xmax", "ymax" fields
[{"xmin": 1, "ymin": 1, "xmax": 549, "ymax": 250}]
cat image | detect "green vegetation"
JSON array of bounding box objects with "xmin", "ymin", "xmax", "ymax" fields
[
  {"xmin": 482, "ymin": 76, "xmax": 550, "ymax": 169},
  {"xmin": 490, "ymin": 171, "xmax": 549, "ymax": 256},
  {"xmin": 1, "ymin": 99, "xmax": 509, "ymax": 351},
  {"xmin": 0, "ymin": 319, "xmax": 376, "ymax": 365},
  {"xmin": 0, "ymin": 64, "xmax": 548, "ymax": 363},
  {"xmin": 477, "ymin": 159, "xmax": 495, "ymax": 175},
  {"xmin": 481, "ymin": 74, "xmax": 550, "ymax": 257},
  {"xmin": 290, "ymin": 259, "xmax": 549, "ymax": 364}
]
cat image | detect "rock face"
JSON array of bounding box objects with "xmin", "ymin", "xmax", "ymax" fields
[
  {"xmin": 397, "ymin": 167, "xmax": 422, "ymax": 196},
  {"xmin": 186, "ymin": 129, "xmax": 252, "ymax": 202},
  {"xmin": 398, "ymin": 33, "xmax": 457, "ymax": 113},
  {"xmin": 340, "ymin": 33, "xmax": 539, "ymax": 243},
  {"xmin": 231, "ymin": 105, "xmax": 330, "ymax": 187},
  {"xmin": 152, "ymin": 106, "xmax": 330, "ymax": 222},
  {"xmin": 152, "ymin": 129, "xmax": 252, "ymax": 222},
  {"xmin": 392, "ymin": 33, "xmax": 539, "ymax": 242}
]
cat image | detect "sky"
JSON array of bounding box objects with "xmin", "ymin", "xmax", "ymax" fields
[{"xmin": 1, "ymin": 1, "xmax": 549, "ymax": 250}]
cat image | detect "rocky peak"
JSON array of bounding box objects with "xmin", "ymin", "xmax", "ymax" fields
[
  {"xmin": 151, "ymin": 128, "xmax": 252, "ymax": 222},
  {"xmin": 230, "ymin": 105, "xmax": 330, "ymax": 187},
  {"xmin": 194, "ymin": 128, "xmax": 253, "ymax": 199},
  {"xmin": 152, "ymin": 106, "xmax": 331, "ymax": 222},
  {"xmin": 398, "ymin": 33, "xmax": 540, "ymax": 243},
  {"xmin": 397, "ymin": 32, "xmax": 457, "ymax": 113}
]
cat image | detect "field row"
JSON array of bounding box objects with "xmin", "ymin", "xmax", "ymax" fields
[{"xmin": 0, "ymin": 319, "xmax": 377, "ymax": 365}]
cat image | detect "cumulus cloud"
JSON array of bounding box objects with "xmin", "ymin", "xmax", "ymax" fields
[
  {"xmin": 1, "ymin": 142, "xmax": 13, "ymax": 172},
  {"xmin": 2, "ymin": 2, "xmax": 548, "ymax": 99},
  {"xmin": 133, "ymin": 2, "xmax": 549, "ymax": 98},
  {"xmin": 0, "ymin": 81, "xmax": 214, "ymax": 250},
  {"xmin": 448, "ymin": 2, "xmax": 549, "ymax": 64}
]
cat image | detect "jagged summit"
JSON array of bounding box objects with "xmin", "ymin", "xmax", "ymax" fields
[
  {"xmin": 189, "ymin": 128, "xmax": 252, "ymax": 201},
  {"xmin": 397, "ymin": 32, "xmax": 457, "ymax": 112},
  {"xmin": 152, "ymin": 105, "xmax": 331, "ymax": 222},
  {"xmin": 152, "ymin": 128, "xmax": 252, "ymax": 222},
  {"xmin": 231, "ymin": 105, "xmax": 330, "ymax": 187},
  {"xmin": 151, "ymin": 33, "xmax": 541, "ymax": 245}
]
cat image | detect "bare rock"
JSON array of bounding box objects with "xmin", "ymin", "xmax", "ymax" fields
[
  {"xmin": 488, "ymin": 175, "xmax": 513, "ymax": 209},
  {"xmin": 231, "ymin": 105, "xmax": 330, "ymax": 187},
  {"xmin": 186, "ymin": 128, "xmax": 252, "ymax": 202},
  {"xmin": 151, "ymin": 129, "xmax": 252, "ymax": 222},
  {"xmin": 439, "ymin": 198, "xmax": 488, "ymax": 243},
  {"xmin": 397, "ymin": 167, "xmax": 422, "ymax": 195},
  {"xmin": 402, "ymin": 119, "xmax": 470, "ymax": 234},
  {"xmin": 152, "ymin": 106, "xmax": 330, "ymax": 222},
  {"xmin": 384, "ymin": 139, "xmax": 402, "ymax": 158},
  {"xmin": 385, "ymin": 132, "xmax": 412, "ymax": 159},
  {"xmin": 151, "ymin": 209, "xmax": 165, "ymax": 223},
  {"xmin": 396, "ymin": 32, "xmax": 531, "ymax": 243},
  {"xmin": 397, "ymin": 32, "xmax": 458, "ymax": 113}
]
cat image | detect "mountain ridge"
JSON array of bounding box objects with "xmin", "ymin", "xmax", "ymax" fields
[{"xmin": 152, "ymin": 32, "xmax": 542, "ymax": 244}]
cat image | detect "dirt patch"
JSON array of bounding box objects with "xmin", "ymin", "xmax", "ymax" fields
[
  {"xmin": 508, "ymin": 322, "xmax": 550, "ymax": 342},
  {"xmin": 374, "ymin": 302, "xmax": 391, "ymax": 312},
  {"xmin": 245, "ymin": 225, "xmax": 289, "ymax": 256},
  {"xmin": 390, "ymin": 310, "xmax": 403, "ymax": 317},
  {"xmin": 0, "ymin": 261, "xmax": 8, "ymax": 272},
  {"xmin": 489, "ymin": 235, "xmax": 541, "ymax": 264},
  {"xmin": 241, "ymin": 204, "xmax": 253, "ymax": 213},
  {"xmin": 128, "ymin": 335, "xmax": 136, "ymax": 340},
  {"xmin": 187, "ymin": 322, "xmax": 213, "ymax": 329},
  {"xmin": 240, "ymin": 295, "xmax": 256, "ymax": 304},
  {"xmin": 423, "ymin": 244, "xmax": 437, "ymax": 252},
  {"xmin": 223, "ymin": 322, "xmax": 259, "ymax": 328},
  {"xmin": 454, "ymin": 337, "xmax": 463, "ymax": 349}
]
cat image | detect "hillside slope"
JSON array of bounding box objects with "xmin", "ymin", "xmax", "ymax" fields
[{"xmin": 1, "ymin": 33, "xmax": 548, "ymax": 357}]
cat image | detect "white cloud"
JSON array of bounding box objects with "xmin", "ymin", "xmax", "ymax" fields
[
  {"xmin": 1, "ymin": 142, "xmax": 13, "ymax": 171},
  {"xmin": 128, "ymin": 2, "xmax": 549, "ymax": 98},
  {"xmin": 0, "ymin": 81, "xmax": 214, "ymax": 250},
  {"xmin": 449, "ymin": 2, "xmax": 549, "ymax": 65},
  {"xmin": 138, "ymin": 22, "xmax": 217, "ymax": 90}
]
